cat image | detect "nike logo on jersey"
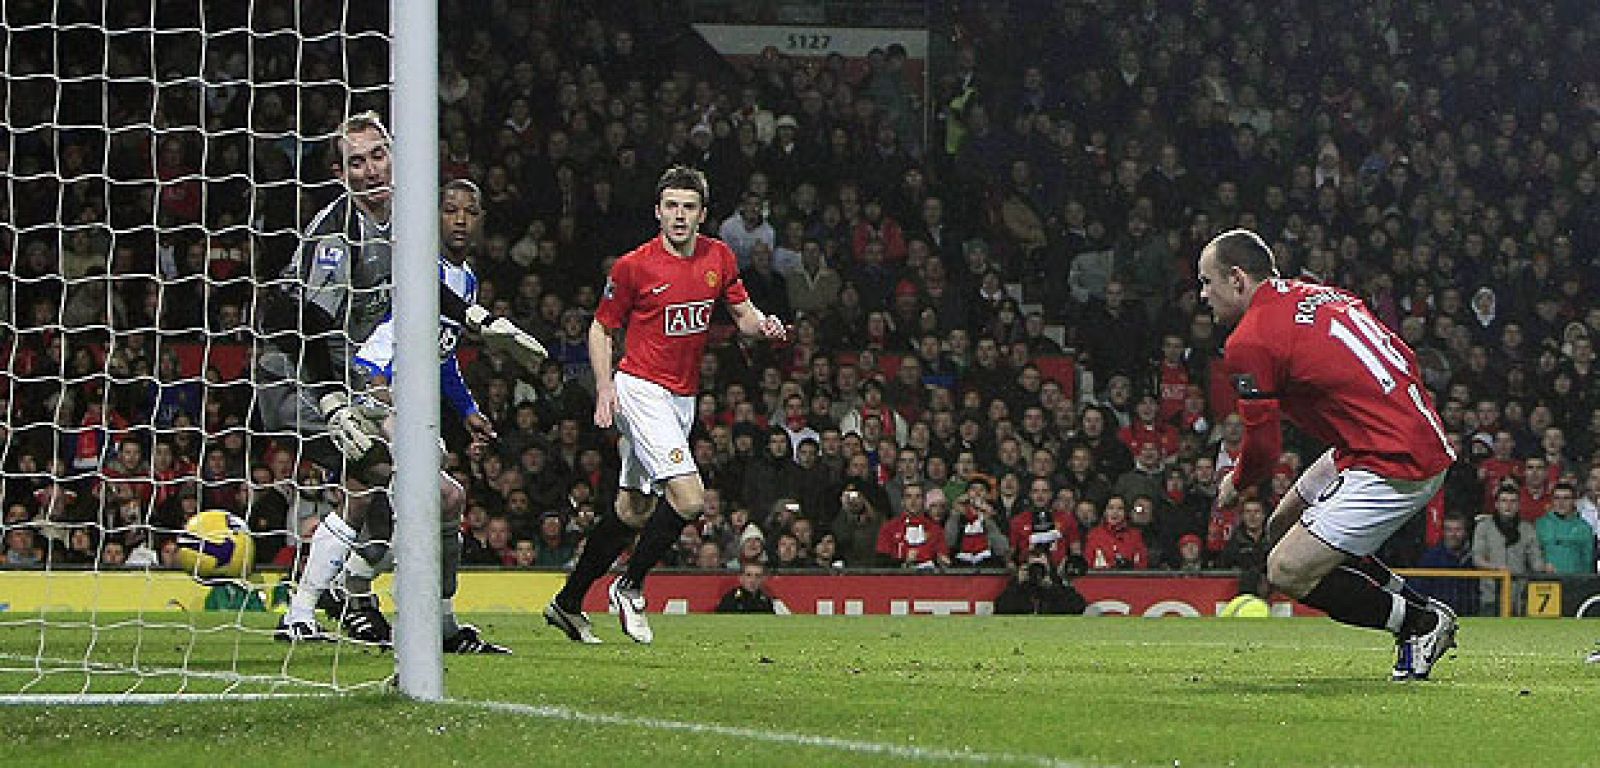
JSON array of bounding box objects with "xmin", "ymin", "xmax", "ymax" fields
[{"xmin": 650, "ymin": 283, "xmax": 672, "ymax": 294}]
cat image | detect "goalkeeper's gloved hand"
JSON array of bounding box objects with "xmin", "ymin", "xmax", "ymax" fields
[
  {"xmin": 465, "ymin": 304, "xmax": 548, "ymax": 370},
  {"xmin": 318, "ymin": 392, "xmax": 387, "ymax": 462}
]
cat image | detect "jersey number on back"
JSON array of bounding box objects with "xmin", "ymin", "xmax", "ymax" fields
[
  {"xmin": 1327, "ymin": 305, "xmax": 1454, "ymax": 458},
  {"xmin": 1327, "ymin": 306, "xmax": 1406, "ymax": 394}
]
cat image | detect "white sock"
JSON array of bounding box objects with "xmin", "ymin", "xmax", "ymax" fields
[
  {"xmin": 287, "ymin": 514, "xmax": 358, "ymax": 624},
  {"xmin": 1384, "ymin": 592, "xmax": 1407, "ymax": 634}
]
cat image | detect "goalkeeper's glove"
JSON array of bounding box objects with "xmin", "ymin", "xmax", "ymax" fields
[
  {"xmin": 318, "ymin": 392, "xmax": 389, "ymax": 462},
  {"xmin": 465, "ymin": 305, "xmax": 549, "ymax": 370}
]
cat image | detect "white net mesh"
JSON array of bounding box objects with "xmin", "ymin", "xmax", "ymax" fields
[{"xmin": 0, "ymin": 0, "xmax": 397, "ymax": 697}]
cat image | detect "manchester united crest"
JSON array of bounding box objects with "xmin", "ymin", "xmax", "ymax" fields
[
  {"xmin": 704, "ymin": 270, "xmax": 719, "ymax": 288},
  {"xmin": 669, "ymin": 448, "xmax": 685, "ymax": 464}
]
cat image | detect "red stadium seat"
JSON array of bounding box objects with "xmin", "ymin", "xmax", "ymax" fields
[{"xmin": 1034, "ymin": 354, "xmax": 1076, "ymax": 401}]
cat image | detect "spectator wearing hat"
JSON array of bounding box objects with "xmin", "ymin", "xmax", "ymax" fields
[
  {"xmin": 760, "ymin": 114, "xmax": 812, "ymax": 194},
  {"xmin": 730, "ymin": 523, "xmax": 769, "ymax": 569}
]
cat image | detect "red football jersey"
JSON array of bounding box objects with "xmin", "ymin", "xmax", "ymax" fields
[
  {"xmin": 1224, "ymin": 279, "xmax": 1454, "ymax": 486},
  {"xmin": 595, "ymin": 235, "xmax": 750, "ymax": 395}
]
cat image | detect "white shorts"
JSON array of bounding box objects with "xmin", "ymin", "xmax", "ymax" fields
[
  {"xmin": 1296, "ymin": 449, "xmax": 1444, "ymax": 556},
  {"xmin": 614, "ymin": 371, "xmax": 697, "ymax": 493}
]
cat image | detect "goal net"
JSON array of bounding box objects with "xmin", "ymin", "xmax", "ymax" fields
[{"xmin": 0, "ymin": 0, "xmax": 403, "ymax": 699}]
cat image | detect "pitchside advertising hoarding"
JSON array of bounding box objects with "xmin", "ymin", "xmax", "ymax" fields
[
  {"xmin": 572, "ymin": 573, "xmax": 1311, "ymax": 617},
  {"xmin": 0, "ymin": 571, "xmax": 1317, "ymax": 617}
]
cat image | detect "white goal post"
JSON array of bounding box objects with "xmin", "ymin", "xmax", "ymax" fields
[{"xmin": 389, "ymin": 0, "xmax": 444, "ymax": 702}]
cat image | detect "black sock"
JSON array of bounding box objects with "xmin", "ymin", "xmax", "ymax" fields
[
  {"xmin": 1349, "ymin": 556, "xmax": 1428, "ymax": 607},
  {"xmin": 1301, "ymin": 566, "xmax": 1403, "ymax": 632},
  {"xmin": 619, "ymin": 504, "xmax": 687, "ymax": 591},
  {"xmin": 1399, "ymin": 602, "xmax": 1439, "ymax": 637},
  {"xmin": 555, "ymin": 513, "xmax": 637, "ymax": 612},
  {"xmin": 365, "ymin": 491, "xmax": 394, "ymax": 545}
]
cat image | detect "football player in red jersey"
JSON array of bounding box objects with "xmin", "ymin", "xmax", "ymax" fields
[
  {"xmin": 1198, "ymin": 229, "xmax": 1459, "ymax": 680},
  {"xmin": 545, "ymin": 166, "xmax": 787, "ymax": 644}
]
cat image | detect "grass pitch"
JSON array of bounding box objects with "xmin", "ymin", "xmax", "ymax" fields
[{"xmin": 3, "ymin": 614, "xmax": 1599, "ymax": 767}]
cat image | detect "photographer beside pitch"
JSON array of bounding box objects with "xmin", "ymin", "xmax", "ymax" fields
[
  {"xmin": 1199, "ymin": 229, "xmax": 1457, "ymax": 681},
  {"xmin": 544, "ymin": 165, "xmax": 788, "ymax": 645}
]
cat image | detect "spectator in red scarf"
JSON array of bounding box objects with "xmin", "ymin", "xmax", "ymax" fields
[
  {"xmin": 943, "ymin": 477, "xmax": 1009, "ymax": 567},
  {"xmin": 1009, "ymin": 476, "xmax": 1079, "ymax": 567},
  {"xmin": 1085, "ymin": 495, "xmax": 1148, "ymax": 570},
  {"xmin": 875, "ymin": 482, "xmax": 950, "ymax": 568}
]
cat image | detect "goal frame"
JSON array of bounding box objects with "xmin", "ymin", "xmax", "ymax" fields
[{"xmin": 389, "ymin": 0, "xmax": 444, "ymax": 702}]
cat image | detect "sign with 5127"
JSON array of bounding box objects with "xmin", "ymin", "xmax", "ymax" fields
[{"xmin": 786, "ymin": 33, "xmax": 831, "ymax": 51}]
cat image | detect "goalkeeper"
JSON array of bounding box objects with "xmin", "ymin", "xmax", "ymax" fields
[{"xmin": 255, "ymin": 113, "xmax": 544, "ymax": 644}]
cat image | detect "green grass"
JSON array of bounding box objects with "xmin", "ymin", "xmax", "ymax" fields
[{"xmin": 3, "ymin": 614, "xmax": 1600, "ymax": 767}]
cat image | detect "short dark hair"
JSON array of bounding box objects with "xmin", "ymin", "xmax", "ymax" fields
[
  {"xmin": 1209, "ymin": 228, "xmax": 1279, "ymax": 280},
  {"xmin": 655, "ymin": 165, "xmax": 709, "ymax": 206}
]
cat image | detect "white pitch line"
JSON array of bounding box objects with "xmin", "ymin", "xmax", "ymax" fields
[{"xmin": 462, "ymin": 699, "xmax": 1087, "ymax": 767}]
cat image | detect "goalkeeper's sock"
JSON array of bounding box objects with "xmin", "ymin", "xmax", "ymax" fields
[
  {"xmin": 618, "ymin": 505, "xmax": 688, "ymax": 592},
  {"xmin": 555, "ymin": 512, "xmax": 637, "ymax": 613},
  {"xmin": 441, "ymin": 598, "xmax": 461, "ymax": 640},
  {"xmin": 1301, "ymin": 566, "xmax": 1407, "ymax": 632},
  {"xmin": 288, "ymin": 514, "xmax": 358, "ymax": 624},
  {"xmin": 345, "ymin": 542, "xmax": 381, "ymax": 598},
  {"xmin": 1348, "ymin": 556, "xmax": 1429, "ymax": 607}
]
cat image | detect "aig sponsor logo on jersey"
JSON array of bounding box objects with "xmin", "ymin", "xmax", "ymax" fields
[{"xmin": 664, "ymin": 299, "xmax": 713, "ymax": 336}]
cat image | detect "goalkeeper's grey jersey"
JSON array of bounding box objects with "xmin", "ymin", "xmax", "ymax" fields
[{"xmin": 257, "ymin": 194, "xmax": 392, "ymax": 388}]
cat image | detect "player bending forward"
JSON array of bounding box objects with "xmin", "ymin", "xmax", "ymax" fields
[
  {"xmin": 544, "ymin": 165, "xmax": 787, "ymax": 644},
  {"xmin": 1199, "ymin": 229, "xmax": 1458, "ymax": 681}
]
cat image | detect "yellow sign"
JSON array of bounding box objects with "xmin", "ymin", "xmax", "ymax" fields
[
  {"xmin": 0, "ymin": 571, "xmax": 569, "ymax": 613},
  {"xmin": 1527, "ymin": 581, "xmax": 1562, "ymax": 618}
]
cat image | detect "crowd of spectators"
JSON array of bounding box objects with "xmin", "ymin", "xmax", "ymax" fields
[{"xmin": 3, "ymin": 1, "xmax": 1600, "ymax": 613}]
